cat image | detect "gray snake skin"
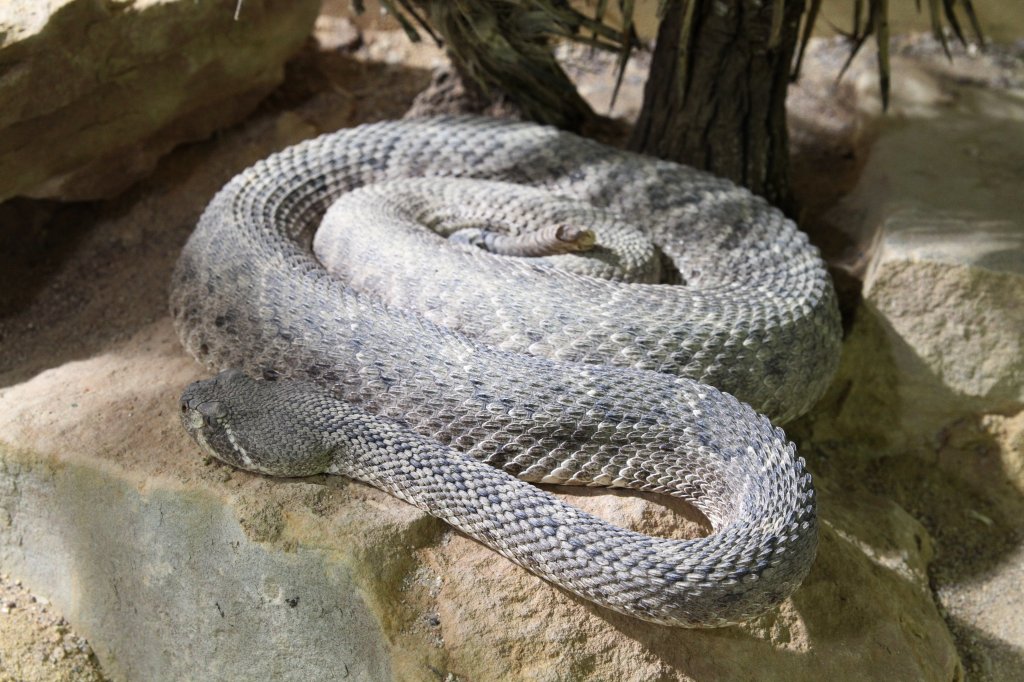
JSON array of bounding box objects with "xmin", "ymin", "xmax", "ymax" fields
[{"xmin": 171, "ymin": 116, "xmax": 841, "ymax": 627}]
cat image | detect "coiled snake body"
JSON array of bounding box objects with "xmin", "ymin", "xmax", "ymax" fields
[{"xmin": 172, "ymin": 116, "xmax": 841, "ymax": 627}]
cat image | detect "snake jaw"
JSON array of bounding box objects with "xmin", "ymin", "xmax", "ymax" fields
[
  {"xmin": 179, "ymin": 373, "xmax": 258, "ymax": 471},
  {"xmin": 553, "ymin": 224, "xmax": 596, "ymax": 251},
  {"xmin": 180, "ymin": 381, "xmax": 240, "ymax": 470},
  {"xmin": 179, "ymin": 370, "xmax": 336, "ymax": 478}
]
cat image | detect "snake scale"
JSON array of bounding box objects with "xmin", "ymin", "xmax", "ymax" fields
[{"xmin": 171, "ymin": 116, "xmax": 841, "ymax": 627}]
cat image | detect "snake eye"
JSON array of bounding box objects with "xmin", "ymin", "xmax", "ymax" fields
[{"xmin": 197, "ymin": 400, "xmax": 226, "ymax": 427}]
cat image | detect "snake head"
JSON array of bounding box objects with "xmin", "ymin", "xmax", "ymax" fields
[{"xmin": 179, "ymin": 369, "xmax": 334, "ymax": 477}]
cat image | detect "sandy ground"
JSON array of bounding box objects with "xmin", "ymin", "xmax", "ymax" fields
[{"xmin": 0, "ymin": 574, "xmax": 103, "ymax": 682}]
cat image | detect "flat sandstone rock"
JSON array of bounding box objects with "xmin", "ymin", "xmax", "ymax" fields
[
  {"xmin": 0, "ymin": 318, "xmax": 961, "ymax": 680},
  {"xmin": 851, "ymin": 113, "xmax": 1024, "ymax": 424},
  {"xmin": 0, "ymin": 0, "xmax": 320, "ymax": 201}
]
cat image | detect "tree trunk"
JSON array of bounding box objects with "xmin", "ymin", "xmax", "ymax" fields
[
  {"xmin": 629, "ymin": 0, "xmax": 805, "ymax": 210},
  {"xmin": 418, "ymin": 0, "xmax": 596, "ymax": 130}
]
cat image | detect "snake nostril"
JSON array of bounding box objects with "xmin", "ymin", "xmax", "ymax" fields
[{"xmin": 180, "ymin": 401, "xmax": 188, "ymax": 414}]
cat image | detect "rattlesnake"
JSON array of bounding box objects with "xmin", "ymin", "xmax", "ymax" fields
[{"xmin": 171, "ymin": 116, "xmax": 841, "ymax": 627}]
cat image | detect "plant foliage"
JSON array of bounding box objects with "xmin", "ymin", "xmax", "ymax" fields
[{"xmin": 357, "ymin": 0, "xmax": 988, "ymax": 113}]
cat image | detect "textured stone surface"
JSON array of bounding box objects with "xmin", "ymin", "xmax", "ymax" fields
[
  {"xmin": 0, "ymin": 0, "xmax": 320, "ymax": 201},
  {"xmin": 0, "ymin": 323, "xmax": 961, "ymax": 681},
  {"xmin": 856, "ymin": 90, "xmax": 1024, "ymax": 422},
  {"xmin": 790, "ymin": 36, "xmax": 1024, "ymax": 682},
  {"xmin": 835, "ymin": 43, "xmax": 1024, "ymax": 429}
]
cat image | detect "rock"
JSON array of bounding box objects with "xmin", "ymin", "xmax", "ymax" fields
[
  {"xmin": 314, "ymin": 14, "xmax": 362, "ymax": 52},
  {"xmin": 788, "ymin": 36, "xmax": 1024, "ymax": 682},
  {"xmin": 0, "ymin": 70, "xmax": 961, "ymax": 679},
  {"xmin": 829, "ymin": 38, "xmax": 1024, "ymax": 434},
  {"xmin": 863, "ymin": 202, "xmax": 1023, "ymax": 424},
  {"xmin": 0, "ymin": 0, "xmax": 320, "ymax": 202},
  {"xmin": 0, "ymin": 324, "xmax": 961, "ymax": 680}
]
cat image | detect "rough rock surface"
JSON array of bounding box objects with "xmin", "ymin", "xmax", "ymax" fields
[
  {"xmin": 0, "ymin": 28, "xmax": 971, "ymax": 682},
  {"xmin": 829, "ymin": 35, "xmax": 1024, "ymax": 428},
  {"xmin": 0, "ymin": 327, "xmax": 960, "ymax": 681},
  {"xmin": 851, "ymin": 121, "xmax": 1023, "ymax": 426},
  {"xmin": 0, "ymin": 0, "xmax": 320, "ymax": 202},
  {"xmin": 789, "ymin": 36, "xmax": 1024, "ymax": 682}
]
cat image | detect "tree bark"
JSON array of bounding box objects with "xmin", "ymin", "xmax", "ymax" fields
[
  {"xmin": 629, "ymin": 0, "xmax": 805, "ymax": 210},
  {"xmin": 418, "ymin": 0, "xmax": 596, "ymax": 130}
]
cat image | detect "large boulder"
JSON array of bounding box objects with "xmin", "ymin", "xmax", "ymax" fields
[
  {"xmin": 790, "ymin": 36, "xmax": 1024, "ymax": 681},
  {"xmin": 807, "ymin": 36, "xmax": 1024, "ymax": 443},
  {"xmin": 0, "ymin": 0, "xmax": 320, "ymax": 201},
  {"xmin": 0, "ymin": 322, "xmax": 960, "ymax": 681},
  {"xmin": 841, "ymin": 55, "xmax": 1024, "ymax": 432}
]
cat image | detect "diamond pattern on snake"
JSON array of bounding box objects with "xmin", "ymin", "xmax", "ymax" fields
[{"xmin": 171, "ymin": 116, "xmax": 841, "ymax": 627}]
